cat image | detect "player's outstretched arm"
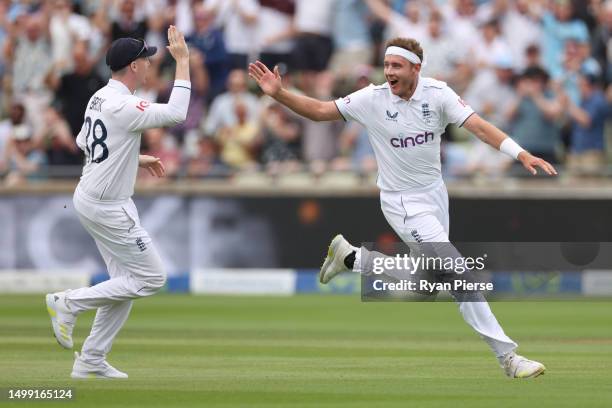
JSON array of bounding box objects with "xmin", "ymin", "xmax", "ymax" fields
[
  {"xmin": 463, "ymin": 113, "xmax": 558, "ymax": 176},
  {"xmin": 248, "ymin": 61, "xmax": 341, "ymax": 122}
]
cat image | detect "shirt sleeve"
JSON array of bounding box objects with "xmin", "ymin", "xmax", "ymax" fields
[
  {"xmin": 440, "ymin": 84, "xmax": 474, "ymax": 127},
  {"xmin": 334, "ymin": 85, "xmax": 374, "ymax": 125},
  {"xmin": 75, "ymin": 119, "xmax": 87, "ymax": 153},
  {"xmin": 120, "ymin": 80, "xmax": 192, "ymax": 133}
]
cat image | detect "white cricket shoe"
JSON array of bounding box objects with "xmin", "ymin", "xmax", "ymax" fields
[
  {"xmin": 45, "ymin": 292, "xmax": 77, "ymax": 349},
  {"xmin": 320, "ymin": 234, "xmax": 355, "ymax": 284},
  {"xmin": 71, "ymin": 352, "xmax": 128, "ymax": 379},
  {"xmin": 503, "ymin": 353, "xmax": 546, "ymax": 378}
]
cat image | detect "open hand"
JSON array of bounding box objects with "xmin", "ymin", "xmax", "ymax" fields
[
  {"xmin": 166, "ymin": 25, "xmax": 189, "ymax": 62},
  {"xmin": 139, "ymin": 155, "xmax": 166, "ymax": 177},
  {"xmin": 248, "ymin": 61, "xmax": 282, "ymax": 97},
  {"xmin": 518, "ymin": 152, "xmax": 557, "ymax": 176}
]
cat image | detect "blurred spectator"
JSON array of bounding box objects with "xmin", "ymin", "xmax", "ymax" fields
[
  {"xmin": 186, "ymin": 136, "xmax": 227, "ymax": 178},
  {"xmin": 473, "ymin": 19, "xmax": 512, "ymax": 70},
  {"xmin": 524, "ymin": 44, "xmax": 543, "ymax": 69},
  {"xmin": 292, "ymin": 0, "xmax": 334, "ymax": 73},
  {"xmin": 0, "ymin": 0, "xmax": 607, "ymax": 182},
  {"xmin": 365, "ymin": 0, "xmax": 427, "ymax": 43},
  {"xmin": 35, "ymin": 106, "xmax": 79, "ymax": 169},
  {"xmin": 507, "ymin": 67, "xmax": 563, "ymax": 166},
  {"xmin": 465, "ymin": 53, "xmax": 516, "ymax": 131},
  {"xmin": 477, "ymin": 0, "xmax": 542, "ymax": 71},
  {"xmin": 329, "ymin": 0, "xmax": 373, "ymax": 76},
  {"xmin": 556, "ymin": 38, "xmax": 602, "ymax": 105},
  {"xmin": 331, "ymin": 121, "xmax": 376, "ymax": 174},
  {"xmin": 441, "ymin": 0, "xmax": 480, "ymax": 58},
  {"xmin": 420, "ymin": 10, "xmax": 464, "ymax": 84},
  {"xmin": 256, "ymin": 0, "xmax": 295, "ymax": 71},
  {"xmin": 187, "ymin": 4, "xmax": 228, "ymax": 101},
  {"xmin": 540, "ymin": 0, "xmax": 589, "ymax": 78},
  {"xmin": 204, "ymin": 69, "xmax": 259, "ymax": 137},
  {"xmin": 298, "ymin": 72, "xmax": 342, "ymax": 173},
  {"xmin": 46, "ymin": 42, "xmax": 105, "ymax": 140},
  {"xmin": 48, "ymin": 0, "xmax": 92, "ymax": 74},
  {"xmin": 3, "ymin": 123, "xmax": 46, "ymax": 186},
  {"xmin": 154, "ymin": 0, "xmax": 196, "ymax": 39},
  {"xmin": 462, "ymin": 52, "xmax": 517, "ymax": 177},
  {"xmin": 438, "ymin": 0, "xmax": 482, "ymax": 93},
  {"xmin": 216, "ymin": 100, "xmax": 259, "ymax": 169},
  {"xmin": 4, "ymin": 13, "xmax": 53, "ymax": 134},
  {"xmin": 563, "ymin": 73, "xmax": 610, "ymax": 175},
  {"xmin": 591, "ymin": 0, "xmax": 612, "ymax": 83},
  {"xmin": 110, "ymin": 0, "xmax": 148, "ymax": 41},
  {"xmin": 140, "ymin": 128, "xmax": 181, "ymax": 182},
  {"xmin": 204, "ymin": 0, "xmax": 259, "ymax": 70},
  {"xmin": 259, "ymin": 102, "xmax": 302, "ymax": 173},
  {"xmin": 0, "ymin": 102, "xmax": 26, "ymax": 174}
]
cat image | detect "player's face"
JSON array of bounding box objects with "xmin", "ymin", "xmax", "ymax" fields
[
  {"xmin": 132, "ymin": 57, "xmax": 151, "ymax": 87},
  {"xmin": 383, "ymin": 55, "xmax": 420, "ymax": 98}
]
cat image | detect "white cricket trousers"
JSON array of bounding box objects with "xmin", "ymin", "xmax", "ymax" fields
[
  {"xmin": 66, "ymin": 186, "xmax": 166, "ymax": 365},
  {"xmin": 357, "ymin": 179, "xmax": 517, "ymax": 362}
]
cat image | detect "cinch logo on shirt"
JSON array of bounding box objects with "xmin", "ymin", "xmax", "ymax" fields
[{"xmin": 390, "ymin": 131, "xmax": 434, "ymax": 148}]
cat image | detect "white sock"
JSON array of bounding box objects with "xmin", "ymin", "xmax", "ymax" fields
[{"xmin": 352, "ymin": 247, "xmax": 361, "ymax": 273}]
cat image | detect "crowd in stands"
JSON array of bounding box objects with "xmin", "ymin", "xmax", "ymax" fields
[{"xmin": 0, "ymin": 0, "xmax": 610, "ymax": 185}]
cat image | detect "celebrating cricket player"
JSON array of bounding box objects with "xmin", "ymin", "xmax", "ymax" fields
[
  {"xmin": 249, "ymin": 37, "xmax": 555, "ymax": 378},
  {"xmin": 45, "ymin": 26, "xmax": 190, "ymax": 379}
]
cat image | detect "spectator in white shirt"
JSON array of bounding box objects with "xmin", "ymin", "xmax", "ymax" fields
[
  {"xmin": 257, "ymin": 0, "xmax": 296, "ymax": 72},
  {"xmin": 365, "ymin": 0, "xmax": 428, "ymax": 43},
  {"xmin": 292, "ymin": 0, "xmax": 334, "ymax": 73},
  {"xmin": 204, "ymin": 69, "xmax": 260, "ymax": 137},
  {"xmin": 204, "ymin": 0, "xmax": 260, "ymax": 70}
]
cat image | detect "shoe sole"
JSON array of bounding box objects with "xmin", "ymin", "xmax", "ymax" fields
[
  {"xmin": 515, "ymin": 364, "xmax": 546, "ymax": 379},
  {"xmin": 45, "ymin": 294, "xmax": 72, "ymax": 350},
  {"xmin": 71, "ymin": 372, "xmax": 128, "ymax": 379},
  {"xmin": 524, "ymin": 365, "xmax": 546, "ymax": 378},
  {"xmin": 320, "ymin": 234, "xmax": 343, "ymax": 284}
]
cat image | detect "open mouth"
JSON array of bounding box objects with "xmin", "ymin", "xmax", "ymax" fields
[{"xmin": 388, "ymin": 79, "xmax": 399, "ymax": 87}]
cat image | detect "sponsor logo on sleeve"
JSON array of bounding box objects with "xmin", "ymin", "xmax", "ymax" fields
[
  {"xmin": 89, "ymin": 97, "xmax": 105, "ymax": 112},
  {"xmin": 136, "ymin": 100, "xmax": 150, "ymax": 112}
]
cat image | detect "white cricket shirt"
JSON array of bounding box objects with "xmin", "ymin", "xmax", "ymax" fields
[
  {"xmin": 335, "ymin": 77, "xmax": 474, "ymax": 191},
  {"xmin": 76, "ymin": 79, "xmax": 191, "ymax": 201}
]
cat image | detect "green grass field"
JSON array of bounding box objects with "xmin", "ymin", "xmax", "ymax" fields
[{"xmin": 1, "ymin": 294, "xmax": 611, "ymax": 407}]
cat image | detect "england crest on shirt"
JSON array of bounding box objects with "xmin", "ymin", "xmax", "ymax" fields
[{"xmin": 421, "ymin": 103, "xmax": 431, "ymax": 124}]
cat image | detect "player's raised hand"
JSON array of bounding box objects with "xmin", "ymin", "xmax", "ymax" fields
[
  {"xmin": 518, "ymin": 152, "xmax": 558, "ymax": 176},
  {"xmin": 166, "ymin": 25, "xmax": 189, "ymax": 62},
  {"xmin": 249, "ymin": 61, "xmax": 282, "ymax": 97},
  {"xmin": 139, "ymin": 155, "xmax": 166, "ymax": 177}
]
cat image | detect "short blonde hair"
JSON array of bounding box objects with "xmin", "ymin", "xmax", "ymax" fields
[{"xmin": 385, "ymin": 37, "xmax": 424, "ymax": 62}]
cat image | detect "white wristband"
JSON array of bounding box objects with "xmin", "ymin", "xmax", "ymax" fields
[{"xmin": 499, "ymin": 138, "xmax": 525, "ymax": 160}]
